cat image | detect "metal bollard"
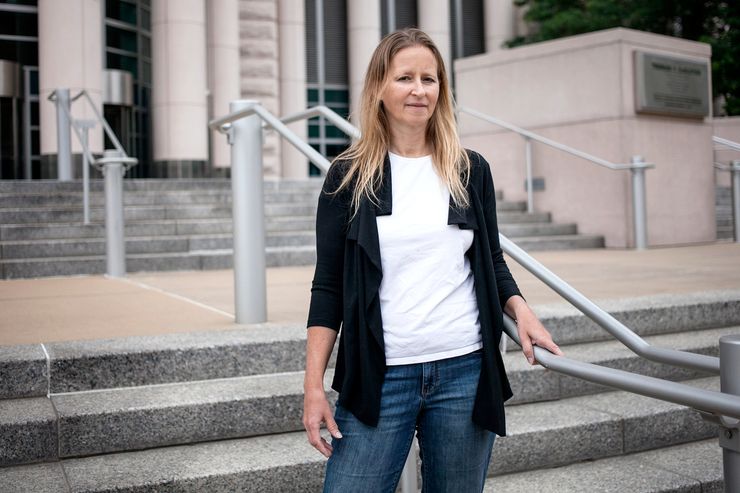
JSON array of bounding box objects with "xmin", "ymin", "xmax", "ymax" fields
[
  {"xmin": 630, "ymin": 156, "xmax": 649, "ymax": 250},
  {"xmin": 54, "ymin": 88, "xmax": 73, "ymax": 181},
  {"xmin": 719, "ymin": 334, "xmax": 740, "ymax": 493},
  {"xmin": 229, "ymin": 100, "xmax": 267, "ymax": 324},
  {"xmin": 75, "ymin": 120, "xmax": 97, "ymax": 225},
  {"xmin": 101, "ymin": 149, "xmax": 126, "ymax": 277},
  {"xmin": 732, "ymin": 160, "xmax": 740, "ymax": 243}
]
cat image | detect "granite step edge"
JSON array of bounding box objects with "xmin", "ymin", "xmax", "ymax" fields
[{"xmin": 485, "ymin": 439, "xmax": 723, "ymax": 493}]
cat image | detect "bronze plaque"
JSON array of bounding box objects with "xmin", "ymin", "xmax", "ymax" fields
[{"xmin": 634, "ymin": 51, "xmax": 709, "ymax": 118}]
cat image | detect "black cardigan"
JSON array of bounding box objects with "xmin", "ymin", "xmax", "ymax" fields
[{"xmin": 307, "ymin": 150, "xmax": 522, "ymax": 436}]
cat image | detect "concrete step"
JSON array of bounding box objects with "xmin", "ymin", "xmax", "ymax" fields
[
  {"xmin": 0, "ymin": 202, "xmax": 325, "ymax": 224},
  {"xmin": 510, "ymin": 234, "xmax": 605, "ymax": 251},
  {"xmin": 0, "ymin": 432, "xmax": 325, "ymax": 493},
  {"xmin": 1, "ymin": 199, "xmax": 534, "ymax": 225},
  {"xmin": 498, "ymin": 222, "xmax": 576, "ymax": 237},
  {"xmin": 0, "ymin": 245, "xmax": 317, "ymax": 278},
  {"xmin": 0, "ymin": 216, "xmax": 317, "ymax": 241},
  {"xmin": 36, "ymin": 323, "xmax": 740, "ymax": 397},
  {"xmin": 1, "ymin": 441, "xmax": 722, "ymax": 493},
  {"xmin": 0, "ymin": 377, "xmax": 721, "ymax": 485},
  {"xmin": 1, "ymin": 291, "xmax": 735, "ymax": 398},
  {"xmin": 486, "ymin": 439, "xmax": 722, "ymax": 493},
  {"xmin": 0, "ymin": 178, "xmax": 325, "ymax": 193},
  {"xmin": 497, "ymin": 211, "xmax": 551, "ymax": 223},
  {"xmin": 0, "ymin": 190, "xmax": 321, "ymax": 208},
  {"xmin": 0, "ymin": 233, "xmax": 316, "ymax": 259}
]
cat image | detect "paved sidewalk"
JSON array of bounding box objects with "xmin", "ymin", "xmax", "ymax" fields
[{"xmin": 1, "ymin": 242, "xmax": 739, "ymax": 346}]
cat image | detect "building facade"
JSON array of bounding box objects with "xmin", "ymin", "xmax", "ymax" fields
[{"xmin": 0, "ymin": 0, "xmax": 524, "ymax": 180}]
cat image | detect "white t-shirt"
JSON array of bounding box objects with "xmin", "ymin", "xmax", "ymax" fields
[{"xmin": 376, "ymin": 152, "xmax": 481, "ymax": 365}]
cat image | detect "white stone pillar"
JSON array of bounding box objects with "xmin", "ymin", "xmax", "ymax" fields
[
  {"xmin": 278, "ymin": 0, "xmax": 308, "ymax": 178},
  {"xmin": 207, "ymin": 0, "xmax": 240, "ymax": 169},
  {"xmin": 38, "ymin": 0, "xmax": 104, "ymax": 169},
  {"xmin": 418, "ymin": 0, "xmax": 451, "ymax": 75},
  {"xmin": 347, "ymin": 0, "xmax": 381, "ymax": 119},
  {"xmin": 151, "ymin": 0, "xmax": 208, "ymax": 164},
  {"xmin": 485, "ymin": 0, "xmax": 515, "ymax": 51}
]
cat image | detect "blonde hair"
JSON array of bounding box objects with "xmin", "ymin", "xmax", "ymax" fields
[{"xmin": 334, "ymin": 28, "xmax": 470, "ymax": 214}]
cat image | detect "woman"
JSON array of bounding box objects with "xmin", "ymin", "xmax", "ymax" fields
[{"xmin": 303, "ymin": 28, "xmax": 562, "ymax": 492}]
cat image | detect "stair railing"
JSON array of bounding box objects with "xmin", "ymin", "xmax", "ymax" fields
[
  {"xmin": 456, "ymin": 106, "xmax": 654, "ymax": 249},
  {"xmin": 712, "ymin": 136, "xmax": 740, "ymax": 243},
  {"xmin": 210, "ymin": 101, "xmax": 740, "ymax": 492},
  {"xmin": 48, "ymin": 88, "xmax": 137, "ymax": 277}
]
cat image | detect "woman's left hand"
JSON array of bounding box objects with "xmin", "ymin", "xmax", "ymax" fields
[{"xmin": 505, "ymin": 295, "xmax": 564, "ymax": 365}]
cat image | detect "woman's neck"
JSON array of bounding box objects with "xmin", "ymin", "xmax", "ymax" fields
[{"xmin": 388, "ymin": 128, "xmax": 431, "ymax": 157}]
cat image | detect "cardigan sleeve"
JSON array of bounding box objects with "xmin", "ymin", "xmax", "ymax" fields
[
  {"xmin": 474, "ymin": 151, "xmax": 523, "ymax": 309},
  {"xmin": 306, "ymin": 162, "xmax": 349, "ymax": 331}
]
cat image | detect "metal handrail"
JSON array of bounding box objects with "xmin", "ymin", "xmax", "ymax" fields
[
  {"xmin": 47, "ymin": 89, "xmax": 137, "ymax": 170},
  {"xmin": 499, "ymin": 235, "xmax": 719, "ymax": 373},
  {"xmin": 280, "ymin": 105, "xmax": 361, "ymax": 140},
  {"xmin": 456, "ymin": 106, "xmax": 653, "ymax": 249},
  {"xmin": 458, "ymin": 106, "xmax": 645, "ymax": 171},
  {"xmin": 502, "ymin": 317, "xmax": 740, "ymax": 421},
  {"xmin": 210, "ymin": 102, "xmax": 332, "ymax": 173},
  {"xmin": 714, "ymin": 135, "xmax": 740, "ymax": 153}
]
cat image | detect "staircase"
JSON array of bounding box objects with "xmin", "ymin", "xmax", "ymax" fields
[
  {"xmin": 717, "ymin": 185, "xmax": 734, "ymax": 240},
  {"xmin": 0, "ymin": 179, "xmax": 604, "ymax": 279},
  {"xmin": 1, "ymin": 290, "xmax": 736, "ymax": 492}
]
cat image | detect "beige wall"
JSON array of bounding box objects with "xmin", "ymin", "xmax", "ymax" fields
[
  {"xmin": 456, "ymin": 28, "xmax": 714, "ymax": 248},
  {"xmin": 712, "ymin": 117, "xmax": 740, "ymax": 188}
]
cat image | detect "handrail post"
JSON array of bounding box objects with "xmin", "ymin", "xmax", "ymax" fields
[
  {"xmin": 630, "ymin": 156, "xmax": 649, "ymax": 249},
  {"xmin": 75, "ymin": 120, "xmax": 96, "ymax": 225},
  {"xmin": 525, "ymin": 137, "xmax": 534, "ymax": 213},
  {"xmin": 101, "ymin": 149, "xmax": 126, "ymax": 277},
  {"xmin": 54, "ymin": 88, "xmax": 73, "ymax": 181},
  {"xmin": 731, "ymin": 160, "xmax": 740, "ymax": 243},
  {"xmin": 399, "ymin": 445, "xmax": 418, "ymax": 493},
  {"xmin": 719, "ymin": 334, "xmax": 740, "ymax": 493},
  {"xmin": 229, "ymin": 100, "xmax": 267, "ymax": 324}
]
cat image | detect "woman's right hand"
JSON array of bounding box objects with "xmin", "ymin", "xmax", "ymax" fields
[{"xmin": 303, "ymin": 387, "xmax": 342, "ymax": 457}]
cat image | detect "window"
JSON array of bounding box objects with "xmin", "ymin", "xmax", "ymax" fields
[
  {"xmin": 104, "ymin": 0, "xmax": 153, "ymax": 177},
  {"xmin": 306, "ymin": 0, "xmax": 350, "ymax": 175},
  {"xmin": 381, "ymin": 0, "xmax": 418, "ymax": 36}
]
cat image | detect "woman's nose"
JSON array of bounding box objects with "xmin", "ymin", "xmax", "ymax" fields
[{"xmin": 411, "ymin": 79, "xmax": 425, "ymax": 95}]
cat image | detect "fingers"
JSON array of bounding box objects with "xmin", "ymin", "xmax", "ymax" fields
[
  {"xmin": 304, "ymin": 418, "xmax": 334, "ymax": 457},
  {"xmin": 303, "ymin": 394, "xmax": 342, "ymax": 458},
  {"xmin": 325, "ymin": 415, "xmax": 343, "ymax": 439},
  {"xmin": 519, "ymin": 329, "xmax": 535, "ymax": 365},
  {"xmin": 532, "ymin": 334, "xmax": 564, "ymax": 357}
]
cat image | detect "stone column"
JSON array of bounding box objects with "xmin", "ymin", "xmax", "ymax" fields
[
  {"xmin": 485, "ymin": 0, "xmax": 515, "ymax": 51},
  {"xmin": 347, "ymin": 0, "xmax": 381, "ymax": 119},
  {"xmin": 38, "ymin": 0, "xmax": 104, "ymax": 178},
  {"xmin": 239, "ymin": 0, "xmax": 280, "ymax": 177},
  {"xmin": 278, "ymin": 0, "xmax": 308, "ymax": 178},
  {"xmin": 207, "ymin": 0, "xmax": 240, "ymax": 170},
  {"xmin": 418, "ymin": 0, "xmax": 451, "ymax": 75},
  {"xmin": 151, "ymin": 0, "xmax": 209, "ymax": 176}
]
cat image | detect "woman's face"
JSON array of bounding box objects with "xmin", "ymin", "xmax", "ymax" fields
[{"xmin": 380, "ymin": 45, "xmax": 440, "ymax": 134}]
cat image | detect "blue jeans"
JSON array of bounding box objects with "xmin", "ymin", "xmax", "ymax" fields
[{"xmin": 323, "ymin": 350, "xmax": 495, "ymax": 493}]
